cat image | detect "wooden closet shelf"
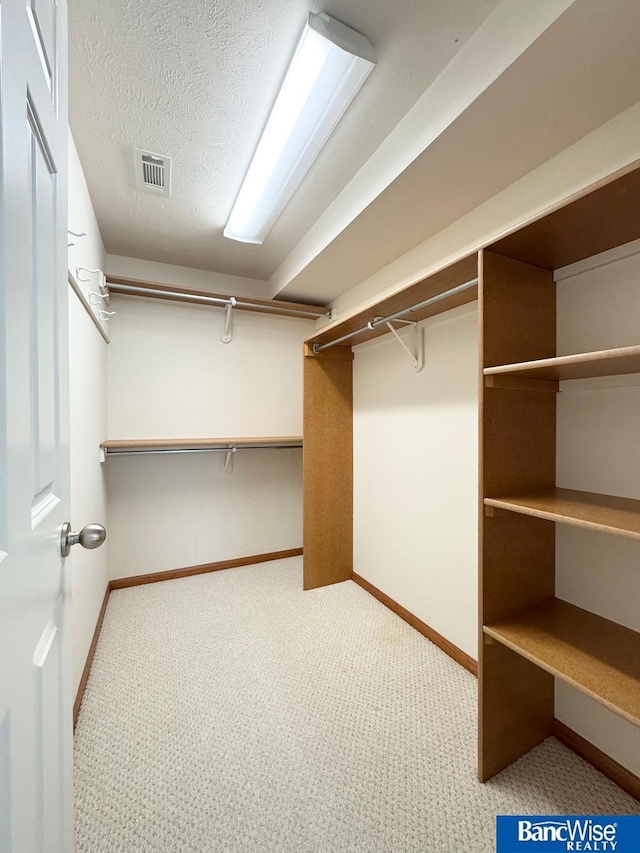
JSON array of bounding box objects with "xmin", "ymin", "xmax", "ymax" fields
[
  {"xmin": 485, "ymin": 488, "xmax": 640, "ymax": 541},
  {"xmin": 484, "ymin": 599, "xmax": 640, "ymax": 728},
  {"xmin": 106, "ymin": 276, "xmax": 327, "ymax": 320},
  {"xmin": 306, "ymin": 254, "xmax": 478, "ymax": 350},
  {"xmin": 101, "ymin": 437, "xmax": 303, "ymax": 454},
  {"xmin": 484, "ymin": 344, "xmax": 640, "ymax": 382}
]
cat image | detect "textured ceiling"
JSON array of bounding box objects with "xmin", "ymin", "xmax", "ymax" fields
[{"xmin": 68, "ymin": 0, "xmax": 499, "ymax": 283}]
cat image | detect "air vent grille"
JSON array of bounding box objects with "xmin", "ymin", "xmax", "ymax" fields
[
  {"xmin": 142, "ymin": 155, "xmax": 165, "ymax": 189},
  {"xmin": 134, "ymin": 148, "xmax": 171, "ymax": 197}
]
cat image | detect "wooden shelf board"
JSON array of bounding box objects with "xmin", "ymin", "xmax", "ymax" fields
[
  {"xmin": 488, "ymin": 163, "xmax": 640, "ymax": 270},
  {"xmin": 484, "ymin": 599, "xmax": 640, "ymax": 728},
  {"xmin": 106, "ymin": 276, "xmax": 327, "ymax": 320},
  {"xmin": 101, "ymin": 437, "xmax": 303, "ymax": 452},
  {"xmin": 68, "ymin": 270, "xmax": 110, "ymax": 344},
  {"xmin": 484, "ymin": 344, "xmax": 640, "ymax": 382},
  {"xmin": 485, "ymin": 488, "xmax": 640, "ymax": 541}
]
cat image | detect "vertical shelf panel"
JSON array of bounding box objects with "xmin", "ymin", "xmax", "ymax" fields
[
  {"xmin": 482, "ymin": 251, "xmax": 556, "ymax": 368},
  {"xmin": 483, "ymin": 388, "xmax": 556, "ymax": 497},
  {"xmin": 483, "ymin": 512, "xmax": 555, "ymax": 624},
  {"xmin": 303, "ymin": 345, "xmax": 353, "ymax": 590},
  {"xmin": 479, "ymin": 250, "xmax": 557, "ymax": 780},
  {"xmin": 480, "ymin": 639, "xmax": 555, "ymax": 781}
]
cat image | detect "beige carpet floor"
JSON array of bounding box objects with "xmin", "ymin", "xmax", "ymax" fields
[{"xmin": 74, "ymin": 557, "xmax": 639, "ymax": 853}]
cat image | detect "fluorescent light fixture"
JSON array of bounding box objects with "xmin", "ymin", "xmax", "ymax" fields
[{"xmin": 224, "ymin": 12, "xmax": 375, "ymax": 245}]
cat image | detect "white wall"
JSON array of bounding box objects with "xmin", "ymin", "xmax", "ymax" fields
[
  {"xmin": 352, "ymin": 303, "xmax": 479, "ymax": 659},
  {"xmin": 68, "ymin": 135, "xmax": 106, "ymax": 282},
  {"xmin": 107, "ymin": 296, "xmax": 309, "ymax": 438},
  {"xmin": 106, "ymin": 254, "xmax": 268, "ymax": 300},
  {"xmin": 68, "ymin": 133, "xmax": 110, "ymax": 338},
  {"xmin": 106, "ymin": 293, "xmax": 312, "ymax": 579},
  {"xmin": 68, "ymin": 131, "xmax": 109, "ymax": 695},
  {"xmin": 106, "ymin": 450, "xmax": 302, "ymax": 579},
  {"xmin": 555, "ymin": 241, "xmax": 640, "ymax": 778}
]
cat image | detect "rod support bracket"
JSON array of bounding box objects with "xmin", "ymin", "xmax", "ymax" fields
[
  {"xmin": 221, "ymin": 446, "xmax": 237, "ymax": 475},
  {"xmin": 385, "ymin": 320, "xmax": 424, "ymax": 372},
  {"xmin": 309, "ymin": 276, "xmax": 477, "ymax": 355},
  {"xmin": 220, "ymin": 297, "xmax": 236, "ymax": 344}
]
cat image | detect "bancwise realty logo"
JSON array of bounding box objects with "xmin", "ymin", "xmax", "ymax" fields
[{"xmin": 496, "ymin": 816, "xmax": 640, "ymax": 852}]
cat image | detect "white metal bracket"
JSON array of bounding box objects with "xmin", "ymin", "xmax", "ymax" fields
[
  {"xmin": 220, "ymin": 297, "xmax": 236, "ymax": 344},
  {"xmin": 68, "ymin": 229, "xmax": 87, "ymax": 247},
  {"xmin": 76, "ymin": 266, "xmax": 106, "ymax": 288},
  {"xmin": 220, "ymin": 446, "xmax": 236, "ymax": 475},
  {"xmin": 90, "ymin": 280, "xmax": 111, "ymax": 306},
  {"xmin": 385, "ymin": 319, "xmax": 424, "ymax": 372}
]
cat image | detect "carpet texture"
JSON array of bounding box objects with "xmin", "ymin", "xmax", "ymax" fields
[{"xmin": 74, "ymin": 557, "xmax": 639, "ymax": 853}]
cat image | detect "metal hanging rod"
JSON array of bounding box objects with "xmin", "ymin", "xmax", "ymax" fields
[
  {"xmin": 104, "ymin": 446, "xmax": 301, "ymax": 456},
  {"xmin": 312, "ymin": 276, "xmax": 479, "ymax": 353},
  {"xmin": 105, "ymin": 448, "xmax": 237, "ymax": 457},
  {"xmin": 102, "ymin": 442, "xmax": 302, "ymax": 458},
  {"xmin": 101, "ymin": 441, "xmax": 302, "ymax": 474},
  {"xmin": 106, "ymin": 282, "xmax": 329, "ymax": 320}
]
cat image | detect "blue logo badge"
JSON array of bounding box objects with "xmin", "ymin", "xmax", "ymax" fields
[{"xmin": 497, "ymin": 816, "xmax": 640, "ymax": 852}]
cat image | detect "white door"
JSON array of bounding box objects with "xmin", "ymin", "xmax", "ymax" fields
[{"xmin": 0, "ymin": 0, "xmax": 73, "ymax": 851}]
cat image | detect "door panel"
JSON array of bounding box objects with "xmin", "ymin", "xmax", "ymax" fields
[
  {"xmin": 29, "ymin": 104, "xmax": 59, "ymax": 505},
  {"xmin": 26, "ymin": 0, "xmax": 56, "ymax": 94},
  {"xmin": 0, "ymin": 0, "xmax": 71, "ymax": 851},
  {"xmin": 33, "ymin": 611, "xmax": 64, "ymax": 853},
  {"xmin": 0, "ymin": 711, "xmax": 11, "ymax": 851}
]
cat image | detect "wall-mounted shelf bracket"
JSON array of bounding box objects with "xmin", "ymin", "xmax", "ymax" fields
[
  {"xmin": 384, "ymin": 319, "xmax": 424, "ymax": 372},
  {"xmin": 90, "ymin": 285, "xmax": 112, "ymax": 307},
  {"xmin": 77, "ymin": 266, "xmax": 107, "ymax": 290},
  {"xmin": 221, "ymin": 446, "xmax": 236, "ymax": 475},
  {"xmin": 220, "ymin": 297, "xmax": 236, "ymax": 343}
]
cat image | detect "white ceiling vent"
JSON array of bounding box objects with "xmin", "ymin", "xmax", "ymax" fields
[{"xmin": 134, "ymin": 148, "xmax": 171, "ymax": 197}]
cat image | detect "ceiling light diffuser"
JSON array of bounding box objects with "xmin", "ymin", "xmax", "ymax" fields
[{"xmin": 224, "ymin": 12, "xmax": 375, "ymax": 245}]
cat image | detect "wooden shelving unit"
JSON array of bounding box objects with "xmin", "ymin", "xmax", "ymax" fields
[
  {"xmin": 484, "ymin": 488, "xmax": 640, "ymax": 541},
  {"xmin": 479, "ymin": 249, "xmax": 558, "ymax": 780},
  {"xmin": 301, "ymin": 158, "xmax": 640, "ymax": 788},
  {"xmin": 484, "ymin": 344, "xmax": 640, "ymax": 383},
  {"xmin": 479, "ymin": 164, "xmax": 640, "ymax": 784},
  {"xmin": 484, "ymin": 599, "xmax": 640, "ymax": 727}
]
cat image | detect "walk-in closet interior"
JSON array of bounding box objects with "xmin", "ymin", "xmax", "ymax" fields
[
  {"xmin": 59, "ymin": 0, "xmax": 640, "ymax": 849},
  {"xmin": 70, "ymin": 142, "xmax": 640, "ymax": 799}
]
